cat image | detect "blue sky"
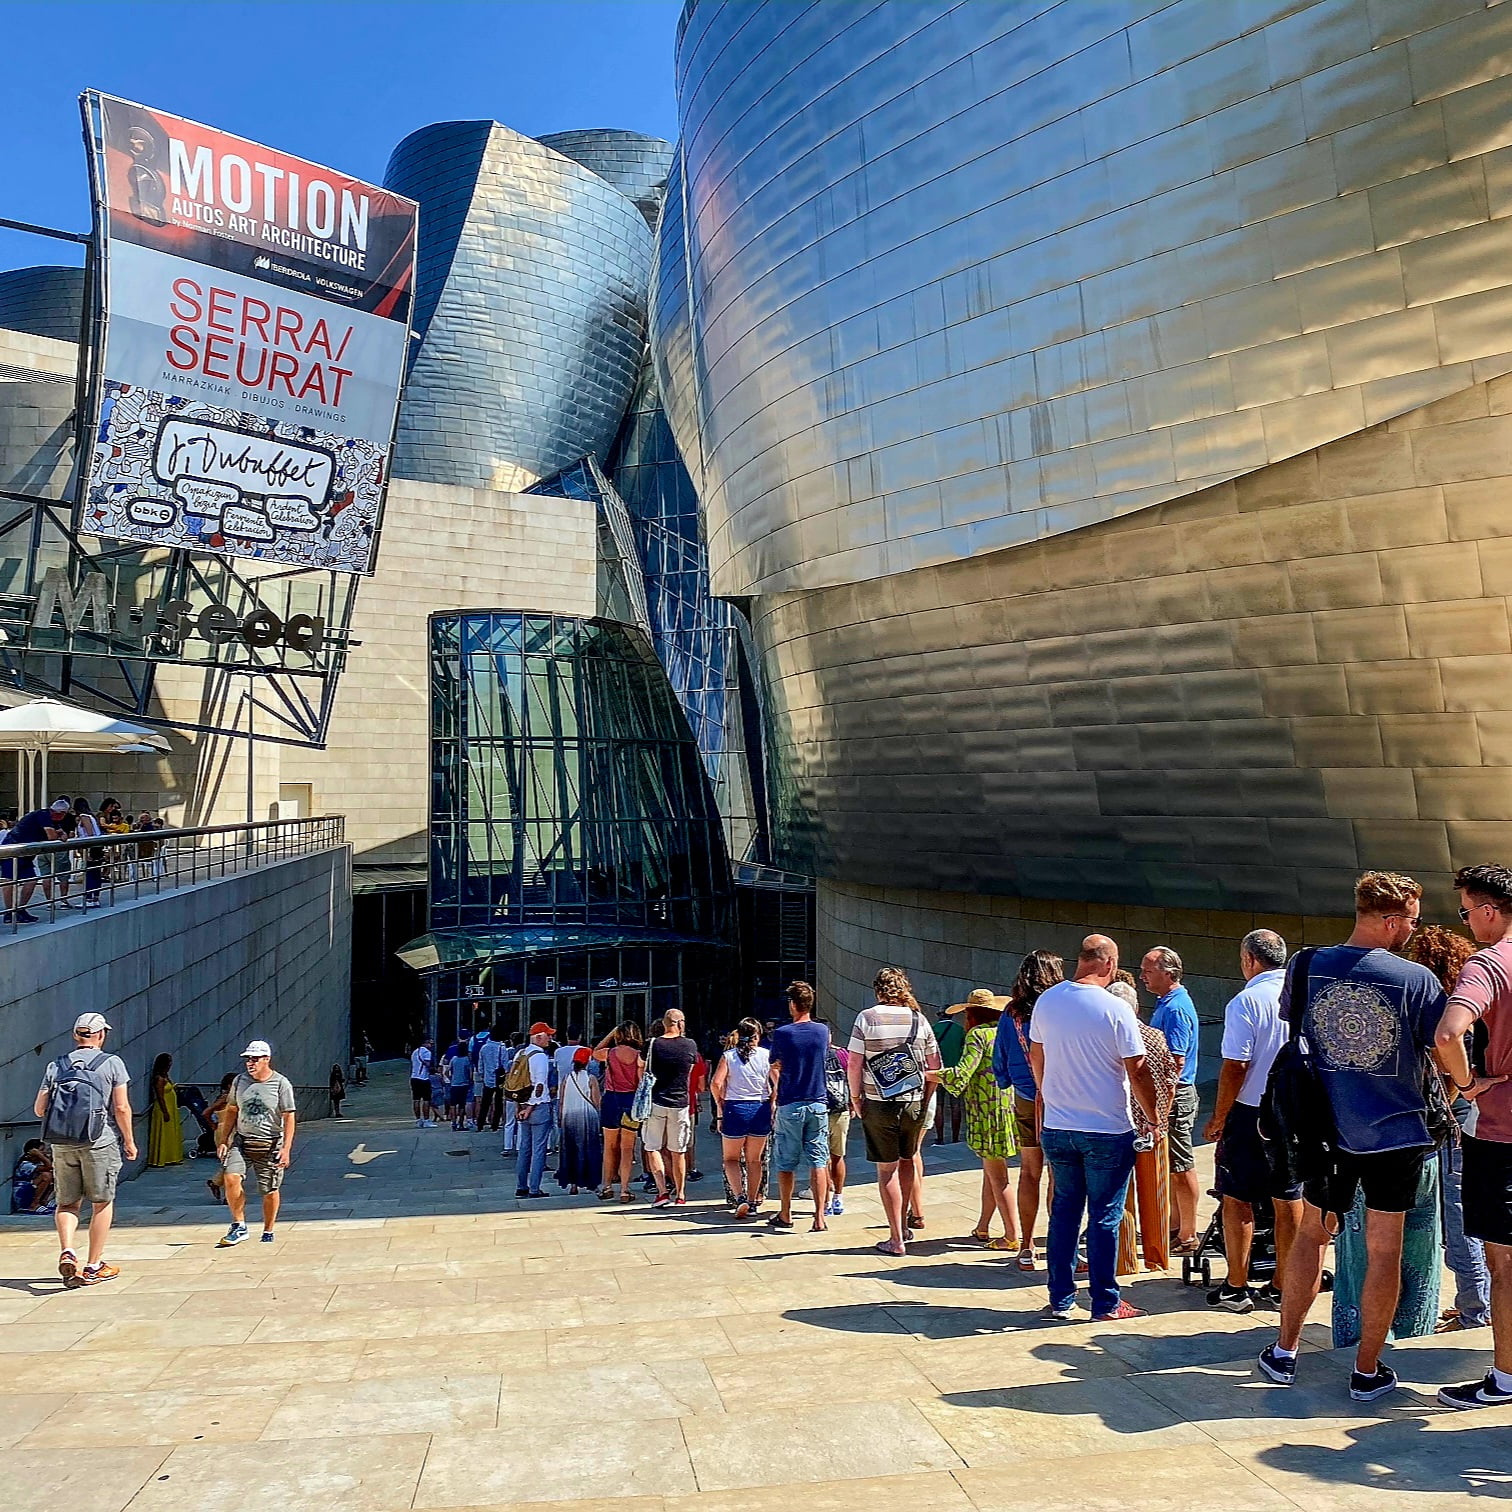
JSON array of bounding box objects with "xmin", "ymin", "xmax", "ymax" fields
[{"xmin": 0, "ymin": 0, "xmax": 683, "ymax": 271}]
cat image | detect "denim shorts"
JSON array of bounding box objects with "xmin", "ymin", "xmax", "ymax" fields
[{"xmin": 773, "ymin": 1100, "xmax": 830, "ymax": 1173}]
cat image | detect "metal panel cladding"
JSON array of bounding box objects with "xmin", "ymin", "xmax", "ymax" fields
[
  {"xmin": 667, "ymin": 0, "xmax": 1512, "ymax": 597},
  {"xmin": 536, "ymin": 130, "xmax": 675, "ymax": 229},
  {"xmin": 387, "ymin": 123, "xmax": 654, "ymax": 492}
]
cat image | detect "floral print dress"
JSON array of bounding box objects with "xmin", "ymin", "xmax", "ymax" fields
[{"xmin": 938, "ymin": 1023, "xmax": 1017, "ymax": 1159}]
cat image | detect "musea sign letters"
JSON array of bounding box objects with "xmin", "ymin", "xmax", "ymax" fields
[
  {"xmin": 25, "ymin": 567, "xmax": 326, "ymax": 655},
  {"xmin": 77, "ymin": 94, "xmax": 418, "ymax": 575}
]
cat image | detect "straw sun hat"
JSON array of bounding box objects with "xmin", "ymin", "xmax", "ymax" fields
[{"xmin": 946, "ymin": 988, "xmax": 1010, "ymax": 1016}]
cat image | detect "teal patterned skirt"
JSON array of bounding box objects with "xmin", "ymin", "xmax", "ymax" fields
[{"xmin": 1331, "ymin": 1154, "xmax": 1441, "ymax": 1348}]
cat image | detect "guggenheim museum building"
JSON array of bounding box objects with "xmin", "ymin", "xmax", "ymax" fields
[
  {"xmin": 651, "ymin": 0, "xmax": 1512, "ymax": 1016},
  {"xmin": 5, "ymin": 0, "xmax": 1512, "ymax": 1032}
]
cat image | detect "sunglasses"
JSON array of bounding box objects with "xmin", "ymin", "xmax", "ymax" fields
[{"xmin": 1458, "ymin": 903, "xmax": 1495, "ymax": 923}]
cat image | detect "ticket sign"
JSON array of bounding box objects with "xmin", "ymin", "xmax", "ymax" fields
[{"xmin": 77, "ymin": 93, "xmax": 417, "ymax": 575}]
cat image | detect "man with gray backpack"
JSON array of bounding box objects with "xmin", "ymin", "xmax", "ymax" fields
[{"xmin": 32, "ymin": 1011, "xmax": 136, "ymax": 1288}]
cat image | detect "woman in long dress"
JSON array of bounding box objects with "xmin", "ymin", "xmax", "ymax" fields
[
  {"xmin": 937, "ymin": 990, "xmax": 1018, "ymax": 1247},
  {"xmin": 556, "ymin": 1048, "xmax": 603, "ymax": 1194},
  {"xmin": 147, "ymin": 1053, "xmax": 185, "ymax": 1167},
  {"xmin": 1108, "ymin": 976, "xmax": 1179, "ymax": 1274}
]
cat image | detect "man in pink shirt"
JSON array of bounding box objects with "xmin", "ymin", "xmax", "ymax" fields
[{"xmin": 1434, "ymin": 864, "xmax": 1512, "ymax": 1409}]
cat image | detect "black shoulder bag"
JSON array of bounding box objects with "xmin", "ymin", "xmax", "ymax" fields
[{"xmin": 1258, "ymin": 947, "xmax": 1339, "ymax": 1197}]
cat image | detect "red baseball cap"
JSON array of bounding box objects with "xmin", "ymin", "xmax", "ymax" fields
[{"xmin": 528, "ymin": 1021, "xmax": 555, "ymax": 1037}]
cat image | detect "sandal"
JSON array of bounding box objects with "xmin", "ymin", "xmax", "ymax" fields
[
  {"xmin": 1016, "ymin": 1247, "xmax": 1037, "ymax": 1272},
  {"xmin": 875, "ymin": 1239, "xmax": 906, "ymax": 1256},
  {"xmin": 984, "ymin": 1236, "xmax": 1015, "ymax": 1251},
  {"xmin": 908, "ymin": 1212, "xmax": 924, "ymax": 1229},
  {"xmin": 597, "ymin": 1186, "xmax": 615, "ymax": 1201},
  {"xmin": 619, "ymin": 1190, "xmax": 635, "ymax": 1203},
  {"xmin": 1171, "ymin": 1238, "xmax": 1202, "ymax": 1257},
  {"xmin": 968, "ymin": 1228, "xmax": 992, "ymax": 1244}
]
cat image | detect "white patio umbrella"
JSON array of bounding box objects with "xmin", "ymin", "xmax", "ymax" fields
[{"xmin": 0, "ymin": 698, "xmax": 170, "ymax": 809}]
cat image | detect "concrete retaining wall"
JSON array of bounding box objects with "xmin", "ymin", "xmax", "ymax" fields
[{"xmin": 1, "ymin": 844, "xmax": 352, "ymax": 1187}]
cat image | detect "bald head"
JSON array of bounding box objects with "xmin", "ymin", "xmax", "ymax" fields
[{"xmin": 1075, "ymin": 934, "xmax": 1119, "ymax": 985}]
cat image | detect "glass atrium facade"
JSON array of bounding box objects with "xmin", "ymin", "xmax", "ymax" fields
[{"xmin": 406, "ymin": 610, "xmax": 733, "ymax": 1045}]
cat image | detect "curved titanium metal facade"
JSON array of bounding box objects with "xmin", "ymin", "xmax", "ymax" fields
[
  {"xmin": 536, "ymin": 130, "xmax": 675, "ymax": 229},
  {"xmin": 661, "ymin": 0, "xmax": 1512, "ymax": 943},
  {"xmin": 665, "ymin": 0, "xmax": 1512, "ymax": 598},
  {"xmin": 0, "ymin": 267, "xmax": 83, "ymax": 343},
  {"xmin": 387, "ymin": 122, "xmax": 654, "ymax": 491}
]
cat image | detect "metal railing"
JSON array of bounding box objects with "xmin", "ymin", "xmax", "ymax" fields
[{"xmin": 0, "ymin": 814, "xmax": 346, "ymax": 936}]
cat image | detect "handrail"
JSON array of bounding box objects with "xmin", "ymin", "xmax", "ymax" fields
[
  {"xmin": 0, "ymin": 812, "xmax": 346, "ymax": 860},
  {"xmin": 2, "ymin": 814, "xmax": 346, "ymax": 935}
]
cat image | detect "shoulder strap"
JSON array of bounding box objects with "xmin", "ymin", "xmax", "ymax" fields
[
  {"xmin": 905, "ymin": 1011, "xmax": 920, "ymax": 1048},
  {"xmin": 1283, "ymin": 948, "xmax": 1316, "ymax": 1040},
  {"xmin": 85, "ymin": 1051, "xmax": 111, "ymax": 1071}
]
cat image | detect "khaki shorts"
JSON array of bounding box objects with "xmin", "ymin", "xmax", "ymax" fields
[
  {"xmin": 1167, "ymin": 1083, "xmax": 1199, "ymax": 1175},
  {"xmin": 223, "ymin": 1140, "xmax": 286, "ymax": 1195},
  {"xmin": 52, "ymin": 1142, "xmax": 122, "ymax": 1206},
  {"xmin": 642, "ymin": 1103, "xmax": 692, "ymax": 1154},
  {"xmin": 860, "ymin": 1098, "xmax": 927, "ymax": 1165},
  {"xmin": 827, "ymin": 1110, "xmax": 850, "ymax": 1160},
  {"xmin": 1013, "ymin": 1092, "xmax": 1040, "ymax": 1150}
]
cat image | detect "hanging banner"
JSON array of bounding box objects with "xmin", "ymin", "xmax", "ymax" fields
[{"xmin": 77, "ymin": 93, "xmax": 417, "ymax": 575}]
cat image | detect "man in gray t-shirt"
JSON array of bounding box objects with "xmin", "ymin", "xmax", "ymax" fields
[
  {"xmin": 216, "ymin": 1039, "xmax": 297, "ymax": 1247},
  {"xmin": 33, "ymin": 1011, "xmax": 136, "ymax": 1288}
]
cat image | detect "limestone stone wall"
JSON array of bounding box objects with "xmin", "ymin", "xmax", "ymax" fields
[
  {"xmin": 0, "ymin": 843, "xmax": 352, "ymax": 1184},
  {"xmin": 817, "ymin": 877, "xmax": 1352, "ymax": 1074},
  {"xmin": 277, "ymin": 477, "xmax": 596, "ymax": 862}
]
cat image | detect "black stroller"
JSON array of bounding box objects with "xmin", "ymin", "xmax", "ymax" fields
[
  {"xmin": 1182, "ymin": 1189, "xmax": 1278, "ymax": 1289},
  {"xmin": 1182, "ymin": 1188, "xmax": 1331, "ymax": 1294}
]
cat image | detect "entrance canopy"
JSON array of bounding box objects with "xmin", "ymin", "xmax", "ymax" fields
[{"xmin": 396, "ymin": 923, "xmax": 731, "ymax": 974}]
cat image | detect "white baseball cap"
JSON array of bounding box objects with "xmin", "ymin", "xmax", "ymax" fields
[
  {"xmin": 240, "ymin": 1040, "xmax": 272, "ymax": 1059},
  {"xmin": 73, "ymin": 1012, "xmax": 111, "ymax": 1034}
]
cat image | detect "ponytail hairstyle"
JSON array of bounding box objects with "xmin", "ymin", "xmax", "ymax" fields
[
  {"xmin": 873, "ymin": 966, "xmax": 919, "ymax": 1010},
  {"xmin": 1008, "ymin": 950, "xmax": 1064, "ymax": 1024},
  {"xmin": 735, "ymin": 1017, "xmax": 763, "ymax": 1063}
]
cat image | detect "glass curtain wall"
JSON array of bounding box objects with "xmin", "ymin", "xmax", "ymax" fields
[{"xmin": 425, "ymin": 610, "xmax": 733, "ymax": 1037}]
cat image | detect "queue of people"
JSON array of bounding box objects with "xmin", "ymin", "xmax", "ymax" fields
[
  {"xmin": 2, "ymin": 795, "xmax": 168, "ymax": 923},
  {"xmin": 405, "ymin": 862, "xmax": 1509, "ymax": 1412},
  {"xmin": 27, "ymin": 856, "xmax": 1512, "ymax": 1420}
]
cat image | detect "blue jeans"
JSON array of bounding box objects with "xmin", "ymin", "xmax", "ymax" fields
[
  {"xmin": 1041, "ymin": 1127, "xmax": 1137, "ymax": 1316},
  {"xmin": 516, "ymin": 1106, "xmax": 550, "ymax": 1194},
  {"xmin": 1441, "ymin": 1120, "xmax": 1490, "ymax": 1326}
]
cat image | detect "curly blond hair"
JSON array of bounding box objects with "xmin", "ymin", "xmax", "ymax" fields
[
  {"xmin": 873, "ymin": 966, "xmax": 919, "ymax": 1008},
  {"xmin": 1354, "ymin": 870, "xmax": 1422, "ymax": 916}
]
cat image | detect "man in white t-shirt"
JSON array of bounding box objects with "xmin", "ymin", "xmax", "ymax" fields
[
  {"xmin": 1029, "ymin": 935, "xmax": 1157, "ymax": 1324},
  {"xmin": 1203, "ymin": 929, "xmax": 1301, "ymax": 1312},
  {"xmin": 409, "ymin": 1039, "xmax": 434, "ymax": 1128},
  {"xmin": 514, "ymin": 1023, "xmax": 555, "ymax": 1198}
]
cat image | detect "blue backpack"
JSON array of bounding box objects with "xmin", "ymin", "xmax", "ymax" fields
[{"xmin": 41, "ymin": 1052, "xmax": 112, "ymax": 1147}]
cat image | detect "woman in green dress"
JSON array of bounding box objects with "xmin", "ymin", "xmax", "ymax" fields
[{"xmin": 939, "ymin": 989, "xmax": 1019, "ymax": 1248}]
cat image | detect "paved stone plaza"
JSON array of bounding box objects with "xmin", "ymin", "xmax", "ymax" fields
[{"xmin": 0, "ymin": 1065, "xmax": 1506, "ymax": 1510}]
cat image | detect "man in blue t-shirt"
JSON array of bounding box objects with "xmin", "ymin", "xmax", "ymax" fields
[
  {"xmin": 3, "ymin": 798, "xmax": 70, "ymax": 922},
  {"xmin": 1142, "ymin": 947, "xmax": 1201, "ymax": 1253},
  {"xmin": 769, "ymin": 980, "xmax": 831, "ymax": 1232},
  {"xmin": 1258, "ymin": 871, "xmax": 1445, "ymax": 1406}
]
